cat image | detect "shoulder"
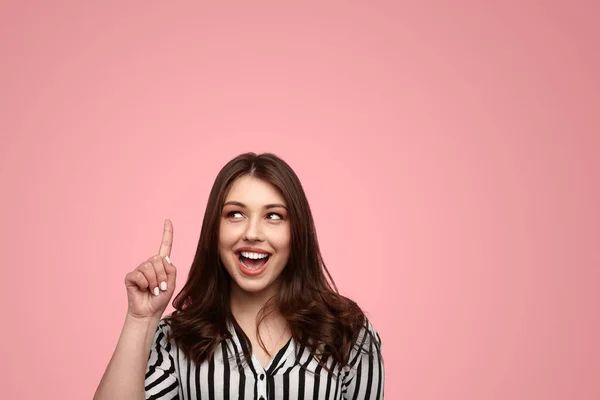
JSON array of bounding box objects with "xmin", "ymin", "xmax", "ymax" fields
[
  {"xmin": 158, "ymin": 316, "xmax": 173, "ymax": 331},
  {"xmin": 348, "ymin": 317, "xmax": 383, "ymax": 364},
  {"xmin": 357, "ymin": 318, "xmax": 382, "ymax": 349},
  {"xmin": 342, "ymin": 317, "xmax": 385, "ymax": 397},
  {"xmin": 151, "ymin": 314, "xmax": 175, "ymax": 346}
]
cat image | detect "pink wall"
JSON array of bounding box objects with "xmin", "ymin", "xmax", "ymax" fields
[{"xmin": 1, "ymin": 1, "xmax": 599, "ymax": 398}]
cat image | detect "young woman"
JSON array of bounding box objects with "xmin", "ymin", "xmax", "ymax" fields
[{"xmin": 94, "ymin": 152, "xmax": 384, "ymax": 400}]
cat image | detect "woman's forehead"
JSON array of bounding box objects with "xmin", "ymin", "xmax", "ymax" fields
[{"xmin": 225, "ymin": 175, "xmax": 286, "ymax": 205}]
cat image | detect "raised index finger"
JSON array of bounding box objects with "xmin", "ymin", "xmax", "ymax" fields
[{"xmin": 158, "ymin": 219, "xmax": 173, "ymax": 258}]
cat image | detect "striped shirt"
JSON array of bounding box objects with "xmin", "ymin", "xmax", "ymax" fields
[{"xmin": 144, "ymin": 317, "xmax": 384, "ymax": 399}]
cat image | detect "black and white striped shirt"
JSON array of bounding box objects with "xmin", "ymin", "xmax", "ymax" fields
[{"xmin": 145, "ymin": 317, "xmax": 384, "ymax": 399}]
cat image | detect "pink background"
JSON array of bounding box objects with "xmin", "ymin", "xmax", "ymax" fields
[{"xmin": 1, "ymin": 1, "xmax": 599, "ymax": 399}]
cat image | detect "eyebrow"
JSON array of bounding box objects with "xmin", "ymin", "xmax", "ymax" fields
[{"xmin": 223, "ymin": 201, "xmax": 288, "ymax": 210}]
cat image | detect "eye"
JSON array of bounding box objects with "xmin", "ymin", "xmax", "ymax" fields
[
  {"xmin": 226, "ymin": 211, "xmax": 243, "ymax": 219},
  {"xmin": 267, "ymin": 212, "xmax": 284, "ymax": 220}
]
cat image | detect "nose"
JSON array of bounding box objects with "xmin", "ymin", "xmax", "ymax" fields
[{"xmin": 243, "ymin": 216, "xmax": 265, "ymax": 242}]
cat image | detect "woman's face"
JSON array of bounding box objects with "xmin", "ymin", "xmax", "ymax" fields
[{"xmin": 219, "ymin": 175, "xmax": 291, "ymax": 299}]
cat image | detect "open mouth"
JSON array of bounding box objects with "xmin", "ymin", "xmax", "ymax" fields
[
  {"xmin": 236, "ymin": 250, "xmax": 271, "ymax": 275},
  {"xmin": 238, "ymin": 253, "xmax": 269, "ymax": 270}
]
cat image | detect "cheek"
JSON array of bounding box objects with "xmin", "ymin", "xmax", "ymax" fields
[
  {"xmin": 272, "ymin": 229, "xmax": 291, "ymax": 253},
  {"xmin": 219, "ymin": 225, "xmax": 239, "ymax": 246}
]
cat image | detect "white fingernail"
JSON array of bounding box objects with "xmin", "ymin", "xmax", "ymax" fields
[
  {"xmin": 165, "ymin": 255, "xmax": 172, "ymax": 264},
  {"xmin": 153, "ymin": 287, "xmax": 160, "ymax": 296},
  {"xmin": 160, "ymin": 281, "xmax": 167, "ymax": 291}
]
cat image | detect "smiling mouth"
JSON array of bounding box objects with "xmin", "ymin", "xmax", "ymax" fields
[{"xmin": 238, "ymin": 253, "xmax": 270, "ymax": 270}]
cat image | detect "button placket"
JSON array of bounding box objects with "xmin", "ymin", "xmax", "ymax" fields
[
  {"xmin": 251, "ymin": 356, "xmax": 268, "ymax": 399},
  {"xmin": 257, "ymin": 373, "xmax": 268, "ymax": 399}
]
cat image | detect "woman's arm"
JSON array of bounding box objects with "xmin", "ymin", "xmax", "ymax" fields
[
  {"xmin": 95, "ymin": 220, "xmax": 178, "ymax": 399},
  {"xmin": 93, "ymin": 315, "xmax": 161, "ymax": 400}
]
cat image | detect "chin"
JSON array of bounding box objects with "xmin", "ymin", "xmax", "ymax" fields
[
  {"xmin": 234, "ymin": 280, "xmax": 275, "ymax": 294},
  {"xmin": 230, "ymin": 270, "xmax": 284, "ymax": 298}
]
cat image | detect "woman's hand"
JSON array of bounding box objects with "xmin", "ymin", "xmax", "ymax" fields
[{"xmin": 124, "ymin": 219, "xmax": 177, "ymax": 320}]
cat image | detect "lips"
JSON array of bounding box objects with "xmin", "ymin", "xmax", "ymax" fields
[
  {"xmin": 235, "ymin": 247, "xmax": 272, "ymax": 255},
  {"xmin": 236, "ymin": 253, "xmax": 270, "ymax": 276},
  {"xmin": 234, "ymin": 248, "xmax": 272, "ymax": 277}
]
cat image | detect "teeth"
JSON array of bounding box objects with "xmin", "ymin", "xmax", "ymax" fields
[{"xmin": 240, "ymin": 251, "xmax": 269, "ymax": 259}]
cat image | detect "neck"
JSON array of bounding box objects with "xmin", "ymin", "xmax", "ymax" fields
[
  {"xmin": 230, "ymin": 283, "xmax": 281, "ymax": 325},
  {"xmin": 229, "ymin": 281, "xmax": 291, "ymax": 352}
]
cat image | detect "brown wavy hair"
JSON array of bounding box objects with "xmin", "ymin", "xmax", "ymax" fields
[{"xmin": 166, "ymin": 152, "xmax": 371, "ymax": 367}]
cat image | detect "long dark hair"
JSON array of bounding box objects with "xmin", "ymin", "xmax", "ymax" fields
[{"xmin": 166, "ymin": 152, "xmax": 370, "ymax": 367}]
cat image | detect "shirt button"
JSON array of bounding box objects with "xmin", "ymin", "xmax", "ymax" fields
[{"xmin": 260, "ymin": 373, "xmax": 265, "ymax": 380}]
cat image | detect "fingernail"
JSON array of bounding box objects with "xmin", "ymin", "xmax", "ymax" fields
[
  {"xmin": 153, "ymin": 287, "xmax": 160, "ymax": 296},
  {"xmin": 165, "ymin": 255, "xmax": 172, "ymax": 264},
  {"xmin": 160, "ymin": 281, "xmax": 167, "ymax": 291}
]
